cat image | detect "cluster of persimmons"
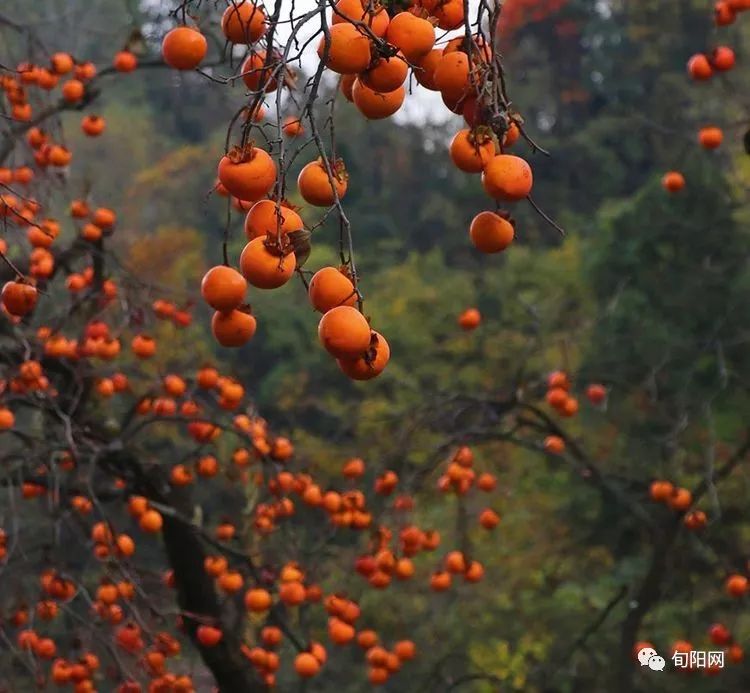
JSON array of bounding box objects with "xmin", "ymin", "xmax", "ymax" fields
[
  {"xmin": 0, "ymin": 7, "xmax": 521, "ymax": 684},
  {"xmin": 157, "ymin": 0, "xmax": 544, "ymax": 382},
  {"xmin": 652, "ymin": 3, "xmax": 750, "ymax": 660},
  {"xmin": 661, "ymin": 0, "xmax": 747, "ymax": 193},
  {"xmin": 3, "ymin": 0, "xmax": 747, "ymax": 689}
]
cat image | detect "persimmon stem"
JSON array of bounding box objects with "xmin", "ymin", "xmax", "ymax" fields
[
  {"xmin": 527, "ymin": 195, "xmax": 566, "ymax": 236},
  {"xmin": 0, "ymin": 249, "xmax": 23, "ymax": 279}
]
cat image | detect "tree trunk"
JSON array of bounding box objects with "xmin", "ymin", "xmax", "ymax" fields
[
  {"xmin": 614, "ymin": 521, "xmax": 679, "ymax": 693},
  {"xmin": 161, "ymin": 510, "xmax": 263, "ymax": 692},
  {"xmin": 115, "ymin": 451, "xmax": 264, "ymax": 692}
]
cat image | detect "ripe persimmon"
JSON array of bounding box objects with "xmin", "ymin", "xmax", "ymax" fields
[
  {"xmin": 221, "ymin": 1, "xmax": 268, "ymax": 44},
  {"xmin": 479, "ymin": 508, "xmax": 500, "ymax": 529},
  {"xmin": 449, "ymin": 128, "xmax": 495, "ymax": 173},
  {"xmin": 684, "ymin": 510, "xmax": 707, "ymax": 530},
  {"xmin": 131, "ymin": 334, "xmax": 156, "ymax": 359},
  {"xmin": 217, "ymin": 145, "xmax": 276, "ymax": 202},
  {"xmin": 61, "ymin": 79, "xmax": 84, "ymax": 103},
  {"xmin": 318, "ymin": 306, "xmax": 371, "ymax": 358},
  {"xmin": 197, "ymin": 366, "xmax": 219, "ymax": 388},
  {"xmin": 197, "ymin": 455, "xmax": 219, "ymax": 477},
  {"xmin": 458, "ymin": 308, "xmax": 481, "ymax": 330},
  {"xmin": 201, "ymin": 265, "xmax": 247, "ymax": 311},
  {"xmin": 282, "ymin": 116, "xmax": 304, "ymax": 137},
  {"xmin": 113, "ymin": 51, "xmax": 137, "ymax": 73},
  {"xmin": 337, "ymin": 331, "xmax": 390, "ymax": 380},
  {"xmin": 667, "ymin": 487, "xmax": 692, "ymax": 512},
  {"xmin": 115, "ymin": 534, "xmax": 135, "ymax": 557},
  {"xmin": 35, "ymin": 638, "xmax": 56, "ymax": 659},
  {"xmin": 81, "ymin": 223, "xmax": 102, "ymax": 242},
  {"xmin": 0, "ymin": 407, "xmax": 15, "ymax": 430},
  {"xmin": 81, "ymin": 115, "xmax": 105, "ymax": 136},
  {"xmin": 2, "ymin": 280, "xmax": 38, "ymax": 316},
  {"xmin": 482, "ymin": 155, "xmax": 533, "ymax": 201},
  {"xmin": 361, "ymin": 54, "xmax": 408, "ymax": 93},
  {"xmin": 662, "ymin": 171, "xmax": 685, "ymax": 192},
  {"xmin": 469, "ymin": 211, "xmax": 514, "ymax": 253},
  {"xmin": 240, "ymin": 51, "xmax": 277, "ymax": 92},
  {"xmin": 561, "ymin": 396, "xmax": 579, "ymax": 417},
  {"xmin": 239, "ymin": 237, "xmax": 295, "ymax": 289},
  {"xmin": 13, "ymin": 104, "xmax": 34, "ymax": 122},
  {"xmin": 279, "ymin": 581, "xmax": 306, "ymax": 606},
  {"xmin": 394, "ymin": 640, "xmax": 416, "ymax": 661},
  {"xmin": 211, "ymin": 309, "xmax": 257, "ymax": 347},
  {"xmin": 161, "ymin": 26, "xmax": 207, "ymax": 70},
  {"xmin": 343, "ymin": 457, "xmax": 365, "ymax": 478},
  {"xmin": 414, "ymin": 49, "xmax": 443, "ymax": 91},
  {"xmin": 48, "ymin": 145, "xmax": 72, "ymax": 167},
  {"xmin": 726, "ymin": 574, "xmax": 748, "ymax": 597},
  {"xmin": 196, "ymin": 625, "xmax": 222, "ymax": 647},
  {"xmin": 26, "ymin": 127, "xmax": 47, "ymax": 148},
  {"xmin": 352, "ymin": 80, "xmax": 405, "ymax": 119},
  {"xmin": 430, "ymin": 570, "xmax": 451, "ymax": 591},
  {"xmin": 70, "ymin": 199, "xmax": 89, "ymax": 218},
  {"xmin": 294, "ymin": 652, "xmax": 321, "ymax": 677},
  {"xmin": 475, "ymin": 474, "xmax": 495, "ymax": 496},
  {"xmin": 715, "ymin": 2, "xmax": 736, "ymax": 25},
  {"xmin": 386, "ymin": 12, "xmax": 435, "ymax": 62},
  {"xmin": 126, "ymin": 498, "xmax": 147, "ymax": 522},
  {"xmin": 728, "ymin": 645, "xmax": 744, "ymax": 663},
  {"xmin": 543, "ymin": 435, "xmax": 565, "ymax": 454},
  {"xmin": 329, "ymin": 617, "xmax": 355, "ymax": 644},
  {"xmin": 357, "ymin": 630, "xmax": 378, "ymax": 649},
  {"xmin": 434, "ymin": 51, "xmax": 470, "ymax": 103},
  {"xmin": 163, "ymin": 374, "xmax": 186, "ymax": 397},
  {"xmin": 298, "ymin": 159, "xmax": 348, "ymax": 206},
  {"xmin": 711, "ymin": 46, "xmax": 735, "ymax": 71},
  {"xmin": 317, "ymin": 23, "xmax": 371, "ymax": 74},
  {"xmin": 139, "ymin": 509, "xmax": 163, "ymax": 533},
  {"xmin": 586, "ymin": 383, "xmax": 607, "ymax": 405},
  {"xmin": 51, "ymin": 52, "xmax": 74, "ymax": 75},
  {"xmin": 432, "ymin": 0, "xmax": 465, "ymax": 30},
  {"xmin": 503, "ymin": 121, "xmax": 521, "ymax": 148},
  {"xmin": 261, "ymin": 626, "xmax": 283, "ymax": 647},
  {"xmin": 270, "ymin": 436, "xmax": 294, "ymax": 461},
  {"xmin": 687, "ymin": 53, "xmax": 712, "ymax": 80},
  {"xmin": 218, "ymin": 571, "xmax": 243, "ymax": 593},
  {"xmin": 75, "ymin": 62, "xmax": 97, "ymax": 81},
  {"xmin": 13, "ymin": 167, "xmax": 34, "ymax": 184},
  {"xmin": 445, "ymin": 550, "xmax": 466, "ymax": 573},
  {"xmin": 340, "ymin": 74, "xmax": 356, "ymax": 101},
  {"xmin": 698, "ymin": 126, "xmax": 723, "ymax": 149},
  {"xmin": 244, "ymin": 588, "xmax": 272, "ymax": 612},
  {"xmin": 308, "ymin": 266, "xmax": 357, "ymax": 312},
  {"xmin": 649, "ymin": 480, "xmax": 674, "ymax": 502},
  {"xmin": 464, "ymin": 560, "xmax": 484, "ymax": 582},
  {"xmin": 244, "ymin": 199, "xmax": 303, "ymax": 239},
  {"xmin": 332, "ymin": 0, "xmax": 390, "ymax": 37}
]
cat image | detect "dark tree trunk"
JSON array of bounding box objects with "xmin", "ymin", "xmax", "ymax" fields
[
  {"xmin": 161, "ymin": 509, "xmax": 263, "ymax": 692},
  {"xmin": 111, "ymin": 451, "xmax": 264, "ymax": 692}
]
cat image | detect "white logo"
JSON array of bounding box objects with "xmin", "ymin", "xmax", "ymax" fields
[
  {"xmin": 649, "ymin": 655, "xmax": 666, "ymax": 671},
  {"xmin": 637, "ymin": 647, "xmax": 665, "ymax": 671},
  {"xmin": 673, "ymin": 650, "xmax": 725, "ymax": 669},
  {"xmin": 638, "ymin": 646, "xmax": 725, "ymax": 672}
]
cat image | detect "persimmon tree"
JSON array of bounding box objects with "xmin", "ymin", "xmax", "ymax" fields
[
  {"xmin": 0, "ymin": 1, "xmax": 749, "ymax": 692},
  {"xmin": 0, "ymin": 1, "xmax": 566, "ymax": 690}
]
